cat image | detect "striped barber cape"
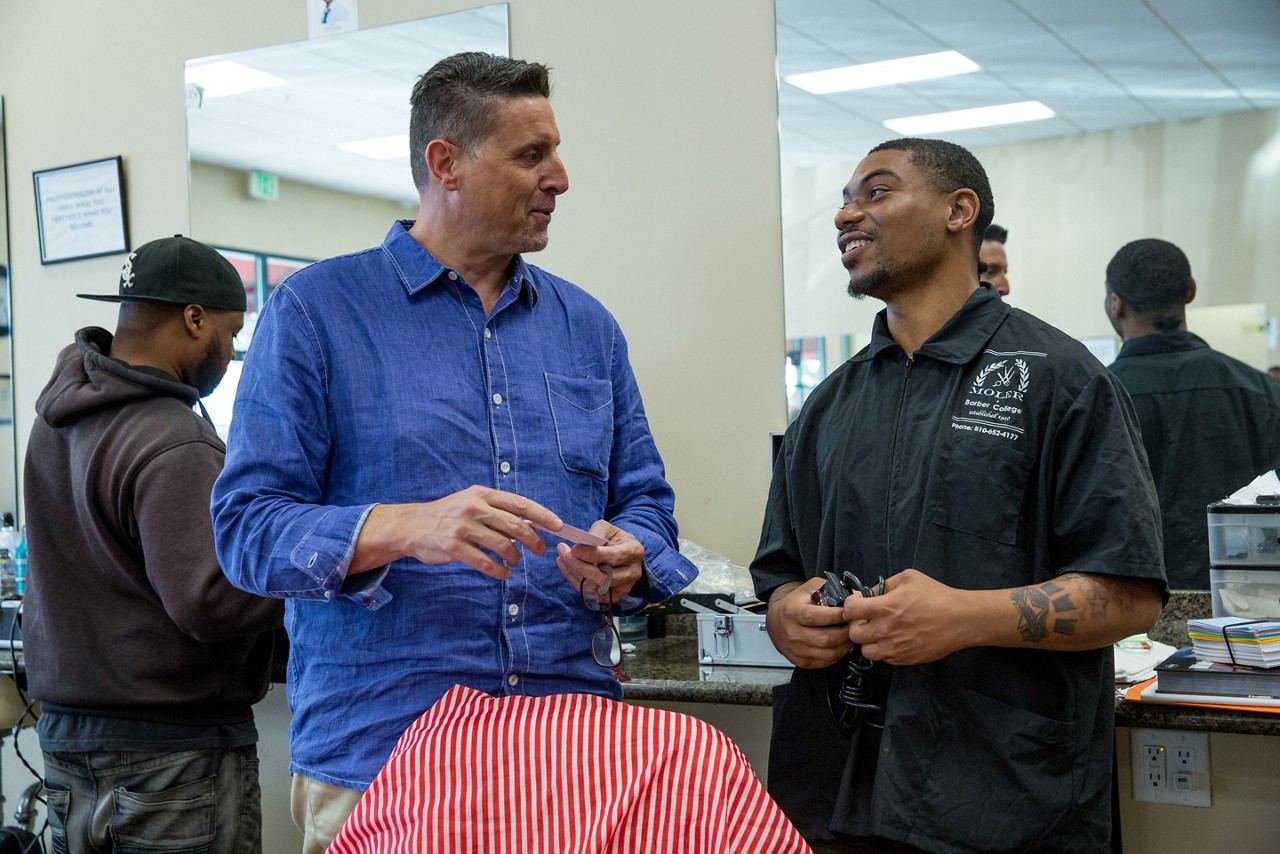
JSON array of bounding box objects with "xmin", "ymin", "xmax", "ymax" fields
[{"xmin": 328, "ymin": 684, "xmax": 810, "ymax": 853}]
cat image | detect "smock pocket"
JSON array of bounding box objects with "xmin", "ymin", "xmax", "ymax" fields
[
  {"xmin": 545, "ymin": 373, "xmax": 613, "ymax": 480},
  {"xmin": 905, "ymin": 684, "xmax": 1076, "ymax": 850},
  {"xmin": 111, "ymin": 775, "xmax": 216, "ymax": 853},
  {"xmin": 929, "ymin": 433, "xmax": 1034, "ymax": 545}
]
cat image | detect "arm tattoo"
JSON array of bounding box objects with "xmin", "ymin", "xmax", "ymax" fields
[
  {"xmin": 1061, "ymin": 571, "xmax": 1141, "ymax": 619},
  {"xmin": 1012, "ymin": 588, "xmax": 1050, "ymax": 642},
  {"xmin": 1013, "ymin": 579, "xmax": 1081, "ymax": 641}
]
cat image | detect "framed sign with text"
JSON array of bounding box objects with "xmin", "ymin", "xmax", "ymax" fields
[{"xmin": 33, "ymin": 156, "xmax": 130, "ymax": 264}]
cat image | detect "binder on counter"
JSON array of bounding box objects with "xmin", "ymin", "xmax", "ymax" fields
[
  {"xmin": 1153, "ymin": 646, "xmax": 1280, "ymax": 699},
  {"xmin": 1123, "ymin": 677, "xmax": 1280, "ymax": 712}
]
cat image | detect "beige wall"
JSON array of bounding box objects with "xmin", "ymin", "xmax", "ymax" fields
[
  {"xmin": 0, "ymin": 101, "xmax": 13, "ymax": 517},
  {"xmin": 5, "ymin": 3, "xmax": 1280, "ymax": 852},
  {"xmin": 0, "ymin": 2, "xmax": 783, "ymax": 848},
  {"xmin": 0, "ymin": 0, "xmax": 787, "ymax": 566},
  {"xmin": 190, "ymin": 162, "xmax": 409, "ymax": 262},
  {"xmin": 784, "ymin": 107, "xmax": 1280, "ymax": 370},
  {"xmin": 1117, "ymin": 727, "xmax": 1280, "ymax": 852},
  {"xmin": 0, "ymin": 100, "xmax": 8, "ymax": 270}
]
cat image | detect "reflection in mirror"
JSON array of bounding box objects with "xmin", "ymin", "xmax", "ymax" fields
[
  {"xmin": 0, "ymin": 97, "xmax": 17, "ymax": 521},
  {"xmin": 775, "ymin": 2, "xmax": 1280, "ymax": 589},
  {"xmin": 185, "ymin": 5, "xmax": 509, "ymax": 435},
  {"xmin": 776, "ymin": 2, "xmax": 1278, "ymax": 371}
]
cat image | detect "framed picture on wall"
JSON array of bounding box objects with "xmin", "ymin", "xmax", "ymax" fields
[{"xmin": 33, "ymin": 156, "xmax": 130, "ymax": 264}]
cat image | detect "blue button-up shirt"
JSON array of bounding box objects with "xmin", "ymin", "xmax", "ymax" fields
[{"xmin": 212, "ymin": 221, "xmax": 696, "ymax": 789}]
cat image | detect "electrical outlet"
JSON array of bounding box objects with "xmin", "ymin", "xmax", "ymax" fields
[
  {"xmin": 1129, "ymin": 728, "xmax": 1211, "ymax": 806},
  {"xmin": 1142, "ymin": 743, "xmax": 1166, "ymax": 788}
]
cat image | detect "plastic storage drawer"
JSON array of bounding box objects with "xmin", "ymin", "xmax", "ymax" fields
[{"xmin": 1207, "ymin": 502, "xmax": 1280, "ymax": 567}]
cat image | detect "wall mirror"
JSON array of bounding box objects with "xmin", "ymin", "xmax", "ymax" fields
[
  {"xmin": 776, "ymin": 0, "xmax": 1279, "ymax": 398},
  {"xmin": 0, "ymin": 97, "xmax": 17, "ymax": 523},
  {"xmin": 184, "ymin": 4, "xmax": 509, "ymax": 434},
  {"xmin": 775, "ymin": 0, "xmax": 1280, "ymax": 588}
]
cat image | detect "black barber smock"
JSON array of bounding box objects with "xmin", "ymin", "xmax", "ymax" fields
[
  {"xmin": 1109, "ymin": 330, "xmax": 1280, "ymax": 590},
  {"xmin": 752, "ymin": 285, "xmax": 1165, "ymax": 854}
]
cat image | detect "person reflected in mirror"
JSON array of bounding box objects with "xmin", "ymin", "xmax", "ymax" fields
[
  {"xmin": 751, "ymin": 138, "xmax": 1166, "ymax": 854},
  {"xmin": 23, "ymin": 235, "xmax": 284, "ymax": 854},
  {"xmin": 1105, "ymin": 238, "xmax": 1280, "ymax": 590},
  {"xmin": 210, "ymin": 52, "xmax": 697, "ymax": 853},
  {"xmin": 978, "ymin": 222, "xmax": 1010, "ymax": 296}
]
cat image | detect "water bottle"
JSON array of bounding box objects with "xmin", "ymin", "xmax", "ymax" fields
[
  {"xmin": 14, "ymin": 526, "xmax": 26, "ymax": 598},
  {"xmin": 0, "ymin": 513, "xmax": 17, "ymax": 599}
]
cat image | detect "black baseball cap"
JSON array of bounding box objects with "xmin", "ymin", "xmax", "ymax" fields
[{"xmin": 78, "ymin": 235, "xmax": 247, "ymax": 312}]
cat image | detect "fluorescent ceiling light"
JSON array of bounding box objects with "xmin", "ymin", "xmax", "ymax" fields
[
  {"xmin": 785, "ymin": 50, "xmax": 980, "ymax": 95},
  {"xmin": 338, "ymin": 135, "xmax": 410, "ymax": 159},
  {"xmin": 184, "ymin": 60, "xmax": 286, "ymax": 98},
  {"xmin": 883, "ymin": 100, "xmax": 1056, "ymax": 135}
]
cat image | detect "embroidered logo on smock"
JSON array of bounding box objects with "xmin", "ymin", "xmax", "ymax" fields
[
  {"xmin": 970, "ymin": 358, "xmax": 1029, "ymax": 401},
  {"xmin": 951, "ymin": 350, "xmax": 1043, "ymax": 442}
]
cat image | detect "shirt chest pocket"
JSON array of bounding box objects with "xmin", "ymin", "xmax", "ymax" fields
[
  {"xmin": 928, "ymin": 434, "xmax": 1034, "ymax": 546},
  {"xmin": 545, "ymin": 373, "xmax": 613, "ymax": 481}
]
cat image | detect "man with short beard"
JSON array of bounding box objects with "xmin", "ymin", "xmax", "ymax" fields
[
  {"xmin": 23, "ymin": 235, "xmax": 282, "ymax": 854},
  {"xmin": 752, "ymin": 138, "xmax": 1166, "ymax": 854}
]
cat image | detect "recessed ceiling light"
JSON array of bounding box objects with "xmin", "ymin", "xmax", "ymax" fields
[
  {"xmin": 883, "ymin": 100, "xmax": 1056, "ymax": 135},
  {"xmin": 184, "ymin": 60, "xmax": 285, "ymax": 98},
  {"xmin": 338, "ymin": 135, "xmax": 410, "ymax": 160},
  {"xmin": 784, "ymin": 50, "xmax": 980, "ymax": 95}
]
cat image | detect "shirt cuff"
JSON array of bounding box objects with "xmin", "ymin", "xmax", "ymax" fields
[
  {"xmin": 616, "ymin": 561, "xmax": 653, "ymax": 614},
  {"xmin": 338, "ymin": 564, "xmax": 392, "ymax": 610}
]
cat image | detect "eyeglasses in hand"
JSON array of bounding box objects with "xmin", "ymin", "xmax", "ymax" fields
[{"xmin": 579, "ymin": 565, "xmax": 630, "ymax": 683}]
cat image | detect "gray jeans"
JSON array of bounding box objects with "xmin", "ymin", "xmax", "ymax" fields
[{"xmin": 41, "ymin": 745, "xmax": 262, "ymax": 854}]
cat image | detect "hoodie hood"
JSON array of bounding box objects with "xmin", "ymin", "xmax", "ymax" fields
[{"xmin": 35, "ymin": 327, "xmax": 200, "ymax": 428}]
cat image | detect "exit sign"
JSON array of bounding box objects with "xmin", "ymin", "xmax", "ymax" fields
[{"xmin": 249, "ymin": 171, "xmax": 279, "ymax": 200}]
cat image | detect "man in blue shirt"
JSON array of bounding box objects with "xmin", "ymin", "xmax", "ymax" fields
[{"xmin": 211, "ymin": 52, "xmax": 696, "ymax": 852}]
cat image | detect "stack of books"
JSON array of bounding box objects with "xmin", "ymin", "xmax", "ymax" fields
[{"xmin": 1154, "ymin": 618, "xmax": 1280, "ymax": 699}]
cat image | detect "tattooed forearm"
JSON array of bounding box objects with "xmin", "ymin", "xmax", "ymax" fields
[
  {"xmin": 1042, "ymin": 580, "xmax": 1079, "ymax": 636},
  {"xmin": 1012, "ymin": 587, "xmax": 1050, "ymax": 642},
  {"xmin": 1008, "ymin": 575, "xmax": 1160, "ymax": 648},
  {"xmin": 1060, "ymin": 571, "xmax": 1140, "ymax": 619},
  {"xmin": 1014, "ymin": 580, "xmax": 1082, "ymax": 641}
]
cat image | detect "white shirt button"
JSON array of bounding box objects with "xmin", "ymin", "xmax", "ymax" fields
[
  {"xmin": 323, "ymin": 590, "xmax": 333, "ymax": 600},
  {"xmin": 507, "ymin": 674, "xmax": 519, "ymax": 687},
  {"xmin": 484, "ymin": 328, "xmax": 492, "ymax": 339},
  {"xmin": 500, "ymin": 461, "xmax": 511, "ymax": 474},
  {"xmin": 492, "ymin": 393, "xmax": 503, "ymax": 406},
  {"xmin": 508, "ymin": 604, "xmax": 519, "ymax": 617},
  {"xmin": 447, "ymin": 271, "xmax": 458, "ymax": 281}
]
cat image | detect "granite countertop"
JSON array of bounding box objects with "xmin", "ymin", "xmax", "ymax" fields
[
  {"xmin": 1115, "ymin": 590, "xmax": 1280, "ymax": 736},
  {"xmin": 626, "ymin": 598, "xmax": 1280, "ymax": 736},
  {"xmin": 621, "ymin": 614, "xmax": 787, "ymax": 706}
]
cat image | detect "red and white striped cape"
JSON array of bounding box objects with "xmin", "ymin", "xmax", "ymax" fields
[{"xmin": 328, "ymin": 684, "xmax": 810, "ymax": 853}]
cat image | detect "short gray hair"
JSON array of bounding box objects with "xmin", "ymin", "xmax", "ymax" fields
[{"xmin": 409, "ymin": 52, "xmax": 552, "ymax": 190}]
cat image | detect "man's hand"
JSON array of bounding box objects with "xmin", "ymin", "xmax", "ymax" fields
[
  {"xmin": 840, "ymin": 568, "xmax": 1162, "ymax": 663},
  {"xmin": 353, "ymin": 486, "xmax": 562, "ymax": 579},
  {"xmin": 766, "ymin": 577, "xmax": 854, "ymax": 669},
  {"xmin": 842, "ymin": 569, "xmax": 966, "ymax": 666},
  {"xmin": 554, "ymin": 521, "xmax": 645, "ymax": 603}
]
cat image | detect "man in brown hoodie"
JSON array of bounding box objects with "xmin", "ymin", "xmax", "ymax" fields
[{"xmin": 23, "ymin": 235, "xmax": 283, "ymax": 853}]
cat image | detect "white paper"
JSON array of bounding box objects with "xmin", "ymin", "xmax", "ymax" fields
[{"xmin": 1221, "ymin": 469, "xmax": 1280, "ymax": 505}]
